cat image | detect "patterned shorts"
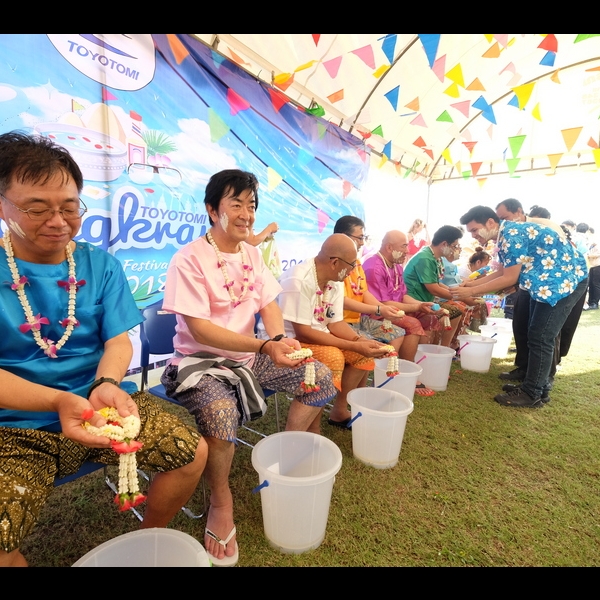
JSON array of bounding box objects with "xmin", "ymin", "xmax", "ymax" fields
[
  {"xmin": 299, "ymin": 343, "xmax": 374, "ymax": 391},
  {"xmin": 348, "ymin": 316, "xmax": 406, "ymax": 343},
  {"xmin": 161, "ymin": 353, "xmax": 336, "ymax": 442},
  {"xmin": 0, "ymin": 392, "xmax": 200, "ymax": 553}
]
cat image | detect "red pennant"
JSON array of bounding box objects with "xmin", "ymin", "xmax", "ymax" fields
[
  {"xmin": 342, "ymin": 180, "xmax": 352, "ymax": 198},
  {"xmin": 268, "ymin": 88, "xmax": 288, "ymax": 113},
  {"xmin": 413, "ymin": 136, "xmax": 427, "ymax": 148},
  {"xmin": 462, "ymin": 141, "xmax": 477, "ymax": 155},
  {"xmin": 227, "ymin": 88, "xmax": 251, "ymax": 116},
  {"xmin": 538, "ymin": 34, "xmax": 558, "ymax": 53},
  {"xmin": 312, "ymin": 34, "xmax": 321, "ymax": 46},
  {"xmin": 470, "ymin": 162, "xmax": 482, "ymax": 177},
  {"xmin": 424, "ymin": 148, "xmax": 434, "ymax": 160}
]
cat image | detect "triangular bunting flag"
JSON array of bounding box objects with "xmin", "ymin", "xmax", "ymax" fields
[
  {"xmin": 463, "ymin": 141, "xmax": 477, "ymax": 155},
  {"xmin": 211, "ymin": 50, "xmax": 226, "ymax": 70},
  {"xmin": 450, "ymin": 101, "xmax": 470, "ymax": 117},
  {"xmin": 540, "ymin": 51, "xmax": 556, "ymax": 67},
  {"xmin": 424, "ymin": 148, "xmax": 434, "ymax": 160},
  {"xmin": 483, "ymin": 42, "xmax": 500, "ymax": 58},
  {"xmin": 506, "ymin": 157, "xmax": 520, "ymax": 176},
  {"xmin": 273, "ymin": 72, "xmax": 295, "ymax": 92},
  {"xmin": 208, "ymin": 108, "xmax": 230, "ymax": 143},
  {"xmin": 167, "ymin": 34, "xmax": 189, "ymax": 65},
  {"xmin": 454, "ymin": 161, "xmax": 462, "ymax": 175},
  {"xmin": 351, "ymin": 45, "xmax": 376, "ymax": 69},
  {"xmin": 418, "ymin": 34, "xmax": 440, "ymax": 68},
  {"xmin": 268, "ymin": 88, "xmax": 289, "ymax": 113},
  {"xmin": 467, "ymin": 78, "xmax": 486, "ymax": 91},
  {"xmin": 378, "ymin": 154, "xmax": 389, "ymax": 168},
  {"xmin": 357, "ymin": 148, "xmax": 369, "ymax": 163},
  {"xmin": 441, "ymin": 148, "xmax": 453, "ymax": 164},
  {"xmin": 102, "ymin": 87, "xmax": 117, "ymax": 101},
  {"xmin": 305, "ymin": 104, "xmax": 325, "ymax": 117},
  {"xmin": 437, "ymin": 110, "xmax": 453, "ymax": 123},
  {"xmin": 548, "ymin": 153, "xmax": 563, "ymax": 172},
  {"xmin": 317, "ymin": 208, "xmax": 329, "ymax": 233},
  {"xmin": 575, "ymin": 34, "xmax": 600, "ymax": 43},
  {"xmin": 382, "ymin": 140, "xmax": 392, "ymax": 159},
  {"xmin": 295, "ymin": 60, "xmax": 317, "ymax": 73},
  {"xmin": 72, "ymin": 100, "xmax": 85, "ymax": 111},
  {"xmin": 410, "ymin": 114, "xmax": 427, "ymax": 127},
  {"xmin": 432, "ymin": 54, "xmax": 446, "ymax": 82},
  {"xmin": 532, "ymin": 103, "xmax": 542, "ymax": 121},
  {"xmin": 381, "ymin": 34, "xmax": 397, "ymax": 64},
  {"xmin": 446, "ymin": 64, "xmax": 465, "ymax": 87},
  {"xmin": 473, "ymin": 95, "xmax": 491, "ymax": 112},
  {"xmin": 414, "ymin": 136, "xmax": 427, "ymax": 148},
  {"xmin": 507, "ymin": 94, "xmax": 520, "ymax": 108},
  {"xmin": 593, "ymin": 148, "xmax": 600, "ymax": 167},
  {"xmin": 384, "ymin": 86, "xmax": 400, "ymax": 111},
  {"xmin": 228, "ymin": 47, "xmax": 250, "ymax": 67},
  {"xmin": 539, "ymin": 34, "xmax": 558, "ymax": 52},
  {"xmin": 444, "ymin": 83, "xmax": 460, "ymax": 98},
  {"xmin": 312, "ymin": 34, "xmax": 321, "ymax": 46},
  {"xmin": 484, "ymin": 34, "xmax": 494, "ymax": 43},
  {"xmin": 471, "ymin": 162, "xmax": 482, "ymax": 177},
  {"xmin": 373, "ymin": 64, "xmax": 390, "ymax": 78},
  {"xmin": 371, "ymin": 125, "xmax": 384, "ymax": 137},
  {"xmin": 494, "ymin": 34, "xmax": 509, "ymax": 47},
  {"xmin": 227, "ymin": 88, "xmax": 251, "ymax": 116},
  {"xmin": 508, "ymin": 134, "xmax": 526, "ymax": 158},
  {"xmin": 462, "ymin": 170, "xmax": 471, "ymax": 180},
  {"xmin": 405, "ymin": 97, "xmax": 420, "ymax": 111},
  {"xmin": 267, "ymin": 167, "xmax": 283, "ymax": 191},
  {"xmin": 316, "ymin": 122, "xmax": 327, "ymax": 139},
  {"xmin": 588, "ymin": 137, "xmax": 599, "ymax": 149},
  {"xmin": 562, "ymin": 127, "xmax": 582, "ymax": 151},
  {"xmin": 551, "ymin": 70, "xmax": 561, "ymax": 83},
  {"xmin": 327, "ymin": 89, "xmax": 344, "ymax": 103},
  {"xmin": 487, "ymin": 124, "xmax": 494, "ymax": 139},
  {"xmin": 342, "ymin": 180, "xmax": 353, "ymax": 198},
  {"xmin": 477, "ymin": 177, "xmax": 487, "ymax": 188},
  {"xmin": 323, "ymin": 56, "xmax": 343, "ymax": 78}
]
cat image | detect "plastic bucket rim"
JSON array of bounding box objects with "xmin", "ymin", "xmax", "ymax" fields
[{"xmin": 347, "ymin": 387, "xmax": 414, "ymax": 418}]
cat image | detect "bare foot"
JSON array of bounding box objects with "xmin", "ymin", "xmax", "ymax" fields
[{"xmin": 205, "ymin": 503, "xmax": 237, "ymax": 561}]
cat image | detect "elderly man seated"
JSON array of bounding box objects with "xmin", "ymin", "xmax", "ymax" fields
[
  {"xmin": 161, "ymin": 169, "xmax": 336, "ymax": 566},
  {"xmin": 0, "ymin": 132, "xmax": 207, "ymax": 567},
  {"xmin": 277, "ymin": 234, "xmax": 390, "ymax": 428}
]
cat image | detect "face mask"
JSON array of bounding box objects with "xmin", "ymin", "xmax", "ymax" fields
[
  {"xmin": 391, "ymin": 250, "xmax": 404, "ymax": 263},
  {"xmin": 338, "ymin": 268, "xmax": 348, "ymax": 280},
  {"xmin": 219, "ymin": 213, "xmax": 229, "ymax": 231},
  {"xmin": 9, "ymin": 219, "xmax": 26, "ymax": 238}
]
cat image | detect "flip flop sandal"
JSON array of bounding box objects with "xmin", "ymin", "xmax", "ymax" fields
[
  {"xmin": 414, "ymin": 383, "xmax": 435, "ymax": 397},
  {"xmin": 205, "ymin": 526, "xmax": 239, "ymax": 567}
]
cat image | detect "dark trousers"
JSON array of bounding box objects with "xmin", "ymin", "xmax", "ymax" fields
[{"xmin": 588, "ymin": 265, "xmax": 600, "ymax": 305}]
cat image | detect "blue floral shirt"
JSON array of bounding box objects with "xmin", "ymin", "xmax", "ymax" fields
[{"xmin": 498, "ymin": 221, "xmax": 587, "ymax": 306}]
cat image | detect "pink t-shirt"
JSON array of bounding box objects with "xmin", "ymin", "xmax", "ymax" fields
[{"xmin": 163, "ymin": 236, "xmax": 282, "ymax": 364}]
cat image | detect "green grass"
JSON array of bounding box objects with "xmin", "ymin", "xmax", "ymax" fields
[{"xmin": 21, "ymin": 310, "xmax": 600, "ymax": 566}]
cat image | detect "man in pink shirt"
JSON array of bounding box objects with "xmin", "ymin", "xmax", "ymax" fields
[{"xmin": 161, "ymin": 170, "xmax": 335, "ymax": 566}]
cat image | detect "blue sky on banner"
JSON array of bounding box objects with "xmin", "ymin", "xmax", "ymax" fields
[{"xmin": 0, "ymin": 34, "xmax": 369, "ymax": 306}]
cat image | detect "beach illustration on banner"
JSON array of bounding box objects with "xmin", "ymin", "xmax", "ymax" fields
[{"xmin": 0, "ymin": 34, "xmax": 368, "ymax": 308}]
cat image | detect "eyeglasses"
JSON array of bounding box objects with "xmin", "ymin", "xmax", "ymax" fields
[
  {"xmin": 330, "ymin": 256, "xmax": 357, "ymax": 270},
  {"xmin": 347, "ymin": 233, "xmax": 370, "ymax": 244},
  {"xmin": 449, "ymin": 242, "xmax": 461, "ymax": 250},
  {"xmin": 0, "ymin": 192, "xmax": 87, "ymax": 221}
]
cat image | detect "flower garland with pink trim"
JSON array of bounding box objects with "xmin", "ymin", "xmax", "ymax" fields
[
  {"xmin": 312, "ymin": 261, "xmax": 333, "ymax": 322},
  {"xmin": 206, "ymin": 230, "xmax": 253, "ymax": 308},
  {"xmin": 4, "ymin": 229, "xmax": 84, "ymax": 358}
]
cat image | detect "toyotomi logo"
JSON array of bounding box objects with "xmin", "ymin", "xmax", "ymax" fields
[{"xmin": 47, "ymin": 34, "xmax": 155, "ymax": 91}]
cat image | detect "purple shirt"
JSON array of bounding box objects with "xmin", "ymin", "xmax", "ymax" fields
[{"xmin": 362, "ymin": 253, "xmax": 407, "ymax": 303}]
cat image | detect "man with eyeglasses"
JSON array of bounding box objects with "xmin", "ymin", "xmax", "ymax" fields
[
  {"xmin": 0, "ymin": 132, "xmax": 207, "ymax": 566},
  {"xmin": 278, "ymin": 233, "xmax": 390, "ymax": 428}
]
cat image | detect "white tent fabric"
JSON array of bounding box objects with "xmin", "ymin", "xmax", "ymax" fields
[{"xmin": 194, "ymin": 34, "xmax": 600, "ymax": 181}]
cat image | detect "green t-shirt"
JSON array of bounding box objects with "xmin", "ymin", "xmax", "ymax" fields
[{"xmin": 403, "ymin": 247, "xmax": 441, "ymax": 302}]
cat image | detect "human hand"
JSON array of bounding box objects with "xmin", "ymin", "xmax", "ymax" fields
[
  {"xmin": 265, "ymin": 338, "xmax": 304, "ymax": 368},
  {"xmin": 450, "ymin": 286, "xmax": 474, "ymax": 300},
  {"xmin": 379, "ymin": 305, "xmax": 402, "ymax": 320},
  {"xmin": 56, "ymin": 391, "xmax": 114, "ymax": 448},
  {"xmin": 418, "ymin": 302, "xmax": 439, "ymax": 315},
  {"xmin": 354, "ymin": 339, "xmax": 389, "ymax": 358},
  {"xmin": 267, "ymin": 222, "xmax": 279, "ymax": 236},
  {"xmin": 89, "ymin": 381, "xmax": 140, "ymax": 421}
]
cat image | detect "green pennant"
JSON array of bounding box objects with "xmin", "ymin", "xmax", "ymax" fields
[
  {"xmin": 506, "ymin": 157, "xmax": 521, "ymax": 176},
  {"xmin": 462, "ymin": 170, "xmax": 471, "ymax": 180},
  {"xmin": 208, "ymin": 108, "xmax": 230, "ymax": 143},
  {"xmin": 436, "ymin": 110, "xmax": 453, "ymax": 123},
  {"xmin": 575, "ymin": 34, "xmax": 600, "ymax": 43},
  {"xmin": 508, "ymin": 134, "xmax": 526, "ymax": 159},
  {"xmin": 317, "ymin": 122, "xmax": 327, "ymax": 140},
  {"xmin": 306, "ymin": 104, "xmax": 325, "ymax": 117},
  {"xmin": 371, "ymin": 125, "xmax": 384, "ymax": 137}
]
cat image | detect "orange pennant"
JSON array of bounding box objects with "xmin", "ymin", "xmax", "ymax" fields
[
  {"xmin": 471, "ymin": 162, "xmax": 482, "ymax": 177},
  {"xmin": 482, "ymin": 42, "xmax": 500, "ymax": 58},
  {"xmin": 167, "ymin": 34, "xmax": 189, "ymax": 65},
  {"xmin": 405, "ymin": 97, "xmax": 420, "ymax": 111},
  {"xmin": 327, "ymin": 89, "xmax": 344, "ymax": 103},
  {"xmin": 467, "ymin": 78, "xmax": 486, "ymax": 91},
  {"xmin": 561, "ymin": 127, "xmax": 582, "ymax": 152},
  {"xmin": 274, "ymin": 72, "xmax": 295, "ymax": 92},
  {"xmin": 547, "ymin": 153, "xmax": 563, "ymax": 172}
]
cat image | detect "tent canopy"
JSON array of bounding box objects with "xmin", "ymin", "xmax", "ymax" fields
[{"xmin": 193, "ymin": 34, "xmax": 600, "ymax": 181}]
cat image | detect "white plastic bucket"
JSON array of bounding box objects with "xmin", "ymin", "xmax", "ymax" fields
[
  {"xmin": 480, "ymin": 324, "xmax": 513, "ymax": 358},
  {"xmin": 414, "ymin": 344, "xmax": 456, "ymax": 391},
  {"xmin": 72, "ymin": 528, "xmax": 211, "ymax": 567},
  {"xmin": 457, "ymin": 334, "xmax": 497, "ymax": 373},
  {"xmin": 347, "ymin": 387, "xmax": 414, "ymax": 469},
  {"xmin": 487, "ymin": 317, "xmax": 513, "ymax": 330},
  {"xmin": 251, "ymin": 431, "xmax": 342, "ymax": 554},
  {"xmin": 373, "ymin": 358, "xmax": 423, "ymax": 402}
]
